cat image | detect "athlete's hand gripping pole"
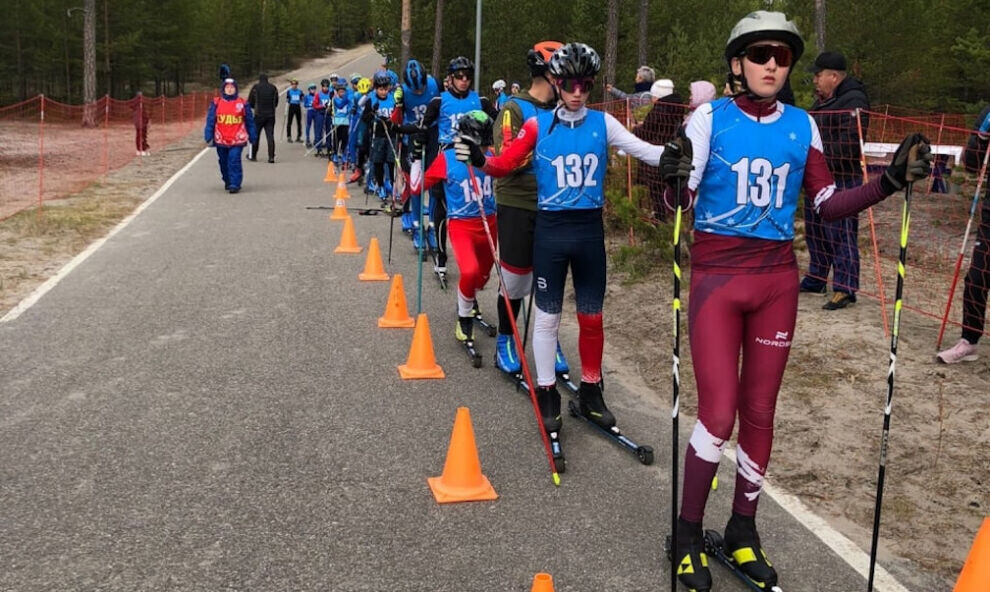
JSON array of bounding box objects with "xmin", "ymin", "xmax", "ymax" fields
[
  {"xmin": 467, "ymin": 163, "xmax": 561, "ymax": 486},
  {"xmin": 867, "ymin": 141, "xmax": 926, "ymax": 592}
]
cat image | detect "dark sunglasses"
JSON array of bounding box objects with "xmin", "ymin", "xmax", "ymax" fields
[
  {"xmin": 556, "ymin": 77, "xmax": 595, "ymax": 94},
  {"xmin": 743, "ymin": 44, "xmax": 793, "ymax": 67},
  {"xmin": 451, "ymin": 72, "xmax": 472, "ymax": 81}
]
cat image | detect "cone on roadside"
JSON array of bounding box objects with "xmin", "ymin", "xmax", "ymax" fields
[
  {"xmin": 334, "ymin": 179, "xmax": 350, "ymax": 200},
  {"xmin": 329, "ymin": 198, "xmax": 348, "ymax": 220},
  {"xmin": 530, "ymin": 574, "xmax": 555, "ymax": 592},
  {"xmin": 323, "ymin": 160, "xmax": 337, "ymax": 183},
  {"xmin": 378, "ymin": 274, "xmax": 415, "ymax": 328},
  {"xmin": 427, "ymin": 407, "xmax": 497, "ymax": 503},
  {"xmin": 398, "ymin": 313, "xmax": 444, "ymax": 379},
  {"xmin": 359, "ymin": 237, "xmax": 390, "ymax": 281},
  {"xmin": 334, "ymin": 216, "xmax": 363, "ymax": 254},
  {"xmin": 954, "ymin": 518, "xmax": 990, "ymax": 591}
]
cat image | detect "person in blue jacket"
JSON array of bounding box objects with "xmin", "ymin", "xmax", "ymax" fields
[
  {"xmin": 204, "ymin": 78, "xmax": 257, "ymax": 194},
  {"xmin": 285, "ymin": 79, "xmax": 304, "ymax": 142},
  {"xmin": 398, "ymin": 59, "xmax": 440, "ymax": 240},
  {"xmin": 304, "ymin": 83, "xmax": 318, "ymax": 148}
]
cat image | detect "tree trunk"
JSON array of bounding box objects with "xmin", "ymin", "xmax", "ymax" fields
[
  {"xmin": 604, "ymin": 0, "xmax": 618, "ymax": 100},
  {"xmin": 637, "ymin": 0, "xmax": 649, "ymax": 67},
  {"xmin": 82, "ymin": 0, "xmax": 97, "ymax": 126},
  {"xmin": 400, "ymin": 0, "xmax": 412, "ymax": 69},
  {"xmin": 431, "ymin": 0, "xmax": 444, "ymax": 79},
  {"xmin": 104, "ymin": 0, "xmax": 111, "ymax": 97},
  {"xmin": 815, "ymin": 0, "xmax": 826, "ymax": 54}
]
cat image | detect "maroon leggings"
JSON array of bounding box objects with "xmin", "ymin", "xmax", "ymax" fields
[{"xmin": 680, "ymin": 266, "xmax": 798, "ymax": 523}]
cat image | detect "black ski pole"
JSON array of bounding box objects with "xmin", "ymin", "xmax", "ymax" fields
[
  {"xmin": 522, "ymin": 288, "xmax": 535, "ymax": 350},
  {"xmin": 867, "ymin": 145, "xmax": 920, "ymax": 592},
  {"xmin": 670, "ymin": 170, "xmax": 684, "ymax": 592}
]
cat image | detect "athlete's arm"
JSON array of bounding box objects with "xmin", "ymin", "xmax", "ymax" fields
[
  {"xmin": 481, "ymin": 118, "xmax": 539, "ymax": 177},
  {"xmin": 604, "ymin": 112, "xmax": 663, "ymax": 165},
  {"xmin": 411, "ymin": 151, "xmax": 447, "ymax": 193},
  {"xmin": 805, "ymin": 115, "xmax": 888, "ymax": 220},
  {"xmin": 479, "ymin": 96, "xmax": 499, "ymax": 120},
  {"xmin": 661, "ymin": 105, "xmax": 712, "ymax": 211}
]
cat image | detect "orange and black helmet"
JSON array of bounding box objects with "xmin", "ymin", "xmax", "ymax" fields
[{"xmin": 526, "ymin": 41, "xmax": 563, "ymax": 77}]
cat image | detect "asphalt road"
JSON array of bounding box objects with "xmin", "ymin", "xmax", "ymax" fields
[{"xmin": 0, "ymin": 50, "xmax": 908, "ymax": 592}]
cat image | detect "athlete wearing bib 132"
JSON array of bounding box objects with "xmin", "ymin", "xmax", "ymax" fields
[
  {"xmin": 458, "ymin": 43, "xmax": 663, "ymax": 438},
  {"xmin": 655, "ymin": 11, "xmax": 932, "ymax": 592}
]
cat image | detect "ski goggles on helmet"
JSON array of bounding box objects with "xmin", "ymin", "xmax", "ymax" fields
[
  {"xmin": 555, "ymin": 77, "xmax": 595, "ymax": 94},
  {"xmin": 742, "ymin": 44, "xmax": 793, "ymax": 68},
  {"xmin": 451, "ymin": 71, "xmax": 472, "ymax": 81}
]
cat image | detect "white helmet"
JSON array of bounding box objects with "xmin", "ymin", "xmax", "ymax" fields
[
  {"xmin": 725, "ymin": 11, "xmax": 804, "ymax": 64},
  {"xmin": 492, "ymin": 79, "xmax": 507, "ymax": 91}
]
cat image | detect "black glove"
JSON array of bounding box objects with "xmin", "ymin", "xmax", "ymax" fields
[
  {"xmin": 410, "ymin": 133, "xmax": 425, "ymax": 160},
  {"xmin": 882, "ymin": 133, "xmax": 933, "ymax": 192},
  {"xmin": 659, "ymin": 130, "xmax": 693, "ymax": 183},
  {"xmin": 455, "ymin": 136, "xmax": 487, "ymax": 168}
]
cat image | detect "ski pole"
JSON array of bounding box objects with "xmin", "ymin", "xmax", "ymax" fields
[
  {"xmin": 935, "ymin": 141, "xmax": 990, "ymax": 350},
  {"xmin": 467, "ymin": 164, "xmax": 561, "ymax": 486},
  {"xmin": 522, "ymin": 288, "xmax": 535, "ymax": 350},
  {"xmin": 670, "ymin": 171, "xmax": 684, "ymax": 592},
  {"xmin": 867, "ymin": 145, "xmax": 920, "ymax": 592}
]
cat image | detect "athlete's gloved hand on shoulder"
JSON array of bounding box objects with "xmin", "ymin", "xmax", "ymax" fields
[
  {"xmin": 660, "ymin": 130, "xmax": 693, "ymax": 183},
  {"xmin": 455, "ymin": 135, "xmax": 487, "ymax": 169},
  {"xmin": 881, "ymin": 133, "xmax": 933, "ymax": 193},
  {"xmin": 410, "ymin": 133, "xmax": 426, "ymax": 160}
]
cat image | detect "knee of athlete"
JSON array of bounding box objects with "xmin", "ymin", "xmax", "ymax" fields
[
  {"xmin": 533, "ymin": 308, "xmax": 561, "ymax": 336},
  {"xmin": 688, "ymin": 420, "xmax": 729, "ymax": 464},
  {"xmin": 738, "ymin": 402, "xmax": 776, "ymax": 433},
  {"xmin": 501, "ymin": 268, "xmax": 532, "ymax": 300}
]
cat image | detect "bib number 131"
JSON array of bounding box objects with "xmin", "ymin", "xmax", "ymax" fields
[
  {"xmin": 551, "ymin": 153, "xmax": 599, "ymax": 188},
  {"xmin": 730, "ymin": 157, "xmax": 790, "ymax": 208}
]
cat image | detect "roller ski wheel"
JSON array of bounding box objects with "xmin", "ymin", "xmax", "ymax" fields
[
  {"xmin": 470, "ymin": 301, "xmax": 497, "ymax": 337},
  {"xmin": 703, "ymin": 529, "xmax": 782, "ymax": 592},
  {"xmin": 499, "ymin": 370, "xmax": 565, "ymax": 474},
  {"xmin": 562, "ymin": 379, "xmax": 654, "ymax": 466},
  {"xmin": 455, "ymin": 318, "xmax": 483, "ymax": 368}
]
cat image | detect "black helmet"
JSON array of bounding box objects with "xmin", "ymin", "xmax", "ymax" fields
[
  {"xmin": 404, "ymin": 59, "xmax": 428, "ymax": 91},
  {"xmin": 548, "ymin": 43, "xmax": 601, "ymax": 79},
  {"xmin": 320, "ymin": 78, "xmax": 330, "ymax": 87},
  {"xmin": 372, "ymin": 71, "xmax": 392, "ymax": 88},
  {"xmin": 526, "ymin": 41, "xmax": 563, "ymax": 77},
  {"xmin": 448, "ymin": 56, "xmax": 474, "ymax": 75},
  {"xmin": 457, "ymin": 110, "xmax": 494, "ymax": 147},
  {"xmin": 724, "ymin": 11, "xmax": 804, "ymax": 64}
]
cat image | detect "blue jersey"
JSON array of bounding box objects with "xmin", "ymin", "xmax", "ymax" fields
[
  {"xmin": 332, "ymin": 95, "xmax": 351, "ymax": 126},
  {"xmin": 401, "ymin": 76, "xmax": 440, "ymax": 126},
  {"xmin": 316, "ymin": 90, "xmax": 333, "ymax": 110},
  {"xmin": 304, "ymin": 93, "xmax": 316, "ymax": 110},
  {"xmin": 441, "ymin": 149, "xmax": 496, "ymax": 219},
  {"xmin": 502, "ymin": 96, "xmax": 546, "ymax": 176},
  {"xmin": 495, "ymin": 91, "xmax": 511, "ymax": 111},
  {"xmin": 532, "ymin": 109, "xmax": 608, "ymax": 211},
  {"xmin": 695, "ymin": 98, "xmax": 811, "ymax": 241},
  {"xmin": 438, "ymin": 91, "xmax": 482, "ymax": 145},
  {"xmin": 287, "ymin": 88, "xmax": 304, "ymax": 105},
  {"xmin": 370, "ymin": 92, "xmax": 398, "ymax": 119}
]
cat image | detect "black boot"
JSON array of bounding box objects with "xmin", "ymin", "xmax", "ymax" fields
[
  {"xmin": 455, "ymin": 316, "xmax": 474, "ymax": 342},
  {"xmin": 578, "ymin": 381, "xmax": 615, "ymax": 428},
  {"xmin": 674, "ymin": 517, "xmax": 712, "ymax": 592},
  {"xmin": 724, "ymin": 512, "xmax": 777, "ymax": 588},
  {"xmin": 536, "ymin": 385, "xmax": 562, "ymax": 433}
]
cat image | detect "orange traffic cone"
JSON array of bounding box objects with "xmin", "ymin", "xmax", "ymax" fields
[
  {"xmin": 359, "ymin": 237, "xmax": 390, "ymax": 281},
  {"xmin": 323, "ymin": 160, "xmax": 337, "ymax": 183},
  {"xmin": 378, "ymin": 274, "xmax": 415, "ymax": 328},
  {"xmin": 398, "ymin": 313, "xmax": 444, "ymax": 379},
  {"xmin": 530, "ymin": 573, "xmax": 555, "ymax": 592},
  {"xmin": 427, "ymin": 407, "xmax": 497, "ymax": 503},
  {"xmin": 334, "ymin": 179, "xmax": 350, "ymax": 200},
  {"xmin": 334, "ymin": 216, "xmax": 363, "ymax": 254},
  {"xmin": 329, "ymin": 198, "xmax": 348, "ymax": 221},
  {"xmin": 955, "ymin": 518, "xmax": 990, "ymax": 591}
]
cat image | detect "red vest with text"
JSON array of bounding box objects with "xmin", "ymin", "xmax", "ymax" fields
[{"xmin": 213, "ymin": 97, "xmax": 249, "ymax": 146}]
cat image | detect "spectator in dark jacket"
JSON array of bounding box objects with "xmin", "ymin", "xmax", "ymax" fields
[
  {"xmin": 606, "ymin": 65, "xmax": 655, "ymax": 108},
  {"xmin": 632, "ymin": 79, "xmax": 684, "ymax": 220},
  {"xmin": 800, "ymin": 51, "xmax": 870, "ymax": 310},
  {"xmin": 248, "ymin": 73, "xmax": 279, "ymax": 163}
]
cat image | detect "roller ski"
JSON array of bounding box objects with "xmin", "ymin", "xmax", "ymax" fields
[
  {"xmin": 432, "ymin": 252, "xmax": 448, "ymax": 290},
  {"xmin": 703, "ymin": 514, "xmax": 782, "ymax": 592},
  {"xmin": 455, "ymin": 317, "xmax": 483, "ymax": 368},
  {"xmin": 498, "ymin": 367, "xmax": 565, "ymax": 473},
  {"xmin": 562, "ymin": 377, "xmax": 654, "ymax": 465},
  {"xmin": 470, "ymin": 301, "xmax": 497, "ymax": 337}
]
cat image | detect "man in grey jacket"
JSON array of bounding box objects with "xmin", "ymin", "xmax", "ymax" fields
[{"xmin": 605, "ymin": 65, "xmax": 655, "ymax": 108}]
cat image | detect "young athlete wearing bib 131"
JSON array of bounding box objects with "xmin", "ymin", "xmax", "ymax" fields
[
  {"xmin": 456, "ymin": 43, "xmax": 663, "ymax": 437},
  {"xmin": 656, "ymin": 11, "xmax": 933, "ymax": 592}
]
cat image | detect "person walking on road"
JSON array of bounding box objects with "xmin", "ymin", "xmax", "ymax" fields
[
  {"xmin": 204, "ymin": 78, "xmax": 258, "ymax": 194},
  {"xmin": 248, "ymin": 73, "xmax": 279, "ymax": 163}
]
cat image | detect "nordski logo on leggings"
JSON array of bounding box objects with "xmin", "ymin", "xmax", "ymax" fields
[{"xmin": 755, "ymin": 330, "xmax": 791, "ymax": 348}]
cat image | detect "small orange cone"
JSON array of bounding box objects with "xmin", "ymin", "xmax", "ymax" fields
[
  {"xmin": 427, "ymin": 407, "xmax": 497, "ymax": 503},
  {"xmin": 530, "ymin": 573, "xmax": 555, "ymax": 592},
  {"xmin": 323, "ymin": 160, "xmax": 337, "ymax": 183},
  {"xmin": 955, "ymin": 518, "xmax": 990, "ymax": 591},
  {"xmin": 334, "ymin": 216, "xmax": 363, "ymax": 254},
  {"xmin": 334, "ymin": 179, "xmax": 350, "ymax": 200},
  {"xmin": 329, "ymin": 198, "xmax": 348, "ymax": 220},
  {"xmin": 378, "ymin": 274, "xmax": 415, "ymax": 328},
  {"xmin": 359, "ymin": 237, "xmax": 390, "ymax": 281},
  {"xmin": 398, "ymin": 313, "xmax": 444, "ymax": 379}
]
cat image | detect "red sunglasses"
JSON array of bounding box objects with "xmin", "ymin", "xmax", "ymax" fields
[
  {"xmin": 556, "ymin": 77, "xmax": 595, "ymax": 94},
  {"xmin": 743, "ymin": 44, "xmax": 793, "ymax": 68}
]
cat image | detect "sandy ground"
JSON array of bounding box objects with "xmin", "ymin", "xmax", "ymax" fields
[{"xmin": 2, "ymin": 45, "xmax": 985, "ymax": 591}]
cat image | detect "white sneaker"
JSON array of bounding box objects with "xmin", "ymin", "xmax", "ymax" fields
[
  {"xmin": 936, "ymin": 339, "xmax": 978, "ymax": 364},
  {"xmin": 136, "ymin": 150, "xmax": 142, "ymax": 156}
]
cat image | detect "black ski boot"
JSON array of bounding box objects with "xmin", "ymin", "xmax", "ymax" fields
[
  {"xmin": 455, "ymin": 316, "xmax": 474, "ymax": 342},
  {"xmin": 578, "ymin": 381, "xmax": 615, "ymax": 428},
  {"xmin": 674, "ymin": 517, "xmax": 712, "ymax": 592},
  {"xmin": 723, "ymin": 512, "xmax": 777, "ymax": 589},
  {"xmin": 536, "ymin": 385, "xmax": 562, "ymax": 433}
]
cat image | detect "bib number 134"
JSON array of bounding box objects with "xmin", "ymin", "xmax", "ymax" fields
[
  {"xmin": 551, "ymin": 153, "xmax": 599, "ymax": 188},
  {"xmin": 730, "ymin": 157, "xmax": 790, "ymax": 208}
]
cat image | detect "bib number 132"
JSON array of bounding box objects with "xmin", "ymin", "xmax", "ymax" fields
[
  {"xmin": 551, "ymin": 153, "xmax": 599, "ymax": 188},
  {"xmin": 730, "ymin": 157, "xmax": 790, "ymax": 208}
]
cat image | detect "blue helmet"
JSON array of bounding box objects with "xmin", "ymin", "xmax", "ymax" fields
[
  {"xmin": 404, "ymin": 59, "xmax": 428, "ymax": 91},
  {"xmin": 372, "ymin": 71, "xmax": 392, "ymax": 88},
  {"xmin": 387, "ymin": 69, "xmax": 399, "ymax": 88}
]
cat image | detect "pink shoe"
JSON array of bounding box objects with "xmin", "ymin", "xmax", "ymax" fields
[{"xmin": 936, "ymin": 339, "xmax": 978, "ymax": 364}]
